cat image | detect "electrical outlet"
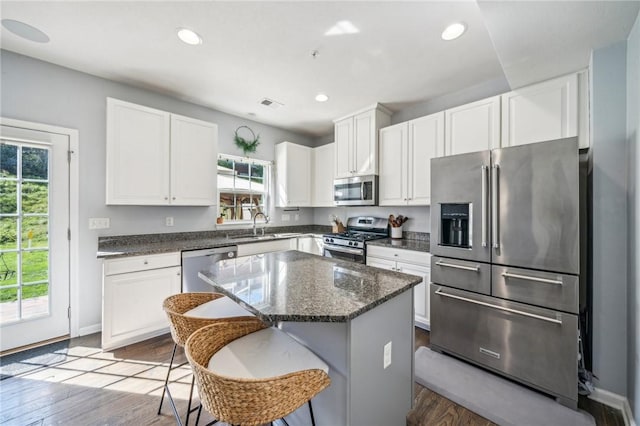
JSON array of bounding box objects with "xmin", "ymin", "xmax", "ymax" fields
[
  {"xmin": 165, "ymin": 217, "xmax": 174, "ymax": 226},
  {"xmin": 282, "ymin": 214, "xmax": 290, "ymax": 221},
  {"xmin": 89, "ymin": 218, "xmax": 110, "ymax": 229},
  {"xmin": 383, "ymin": 341, "xmax": 392, "ymax": 369}
]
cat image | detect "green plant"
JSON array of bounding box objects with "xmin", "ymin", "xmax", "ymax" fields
[{"xmin": 234, "ymin": 126, "xmax": 260, "ymax": 155}]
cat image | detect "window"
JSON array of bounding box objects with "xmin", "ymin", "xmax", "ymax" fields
[{"xmin": 217, "ymin": 154, "xmax": 271, "ymax": 223}]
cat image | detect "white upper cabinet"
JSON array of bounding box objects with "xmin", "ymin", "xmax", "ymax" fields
[
  {"xmin": 379, "ymin": 112, "xmax": 444, "ymax": 206},
  {"xmin": 334, "ymin": 104, "xmax": 391, "ymax": 178},
  {"xmin": 106, "ymin": 98, "xmax": 218, "ymax": 205},
  {"xmin": 275, "ymin": 141, "xmax": 312, "ymax": 207},
  {"xmin": 501, "ymin": 71, "xmax": 589, "ymax": 149},
  {"xmin": 445, "ymin": 95, "xmax": 501, "ymax": 156},
  {"xmin": 170, "ymin": 114, "xmax": 218, "ymax": 205},
  {"xmin": 312, "ymin": 143, "xmax": 335, "ymax": 207}
]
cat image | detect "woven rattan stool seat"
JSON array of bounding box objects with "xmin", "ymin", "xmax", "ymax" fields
[{"xmin": 186, "ymin": 317, "xmax": 331, "ymax": 426}]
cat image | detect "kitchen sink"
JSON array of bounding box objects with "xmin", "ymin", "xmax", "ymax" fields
[{"xmin": 227, "ymin": 234, "xmax": 276, "ymax": 240}]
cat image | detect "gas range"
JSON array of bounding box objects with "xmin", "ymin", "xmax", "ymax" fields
[{"xmin": 323, "ymin": 217, "xmax": 389, "ymax": 263}]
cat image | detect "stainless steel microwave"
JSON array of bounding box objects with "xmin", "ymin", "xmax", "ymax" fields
[{"xmin": 334, "ymin": 175, "xmax": 378, "ymax": 206}]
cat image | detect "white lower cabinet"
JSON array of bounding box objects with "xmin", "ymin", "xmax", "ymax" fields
[
  {"xmin": 366, "ymin": 246, "xmax": 431, "ymax": 329},
  {"xmin": 297, "ymin": 235, "xmax": 324, "ymax": 256},
  {"xmin": 237, "ymin": 239, "xmax": 297, "ymax": 257},
  {"xmin": 102, "ymin": 252, "xmax": 181, "ymax": 350}
]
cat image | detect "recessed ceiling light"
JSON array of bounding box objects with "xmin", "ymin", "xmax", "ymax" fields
[
  {"xmin": 325, "ymin": 20, "xmax": 359, "ymax": 36},
  {"xmin": 315, "ymin": 93, "xmax": 329, "ymax": 102},
  {"xmin": 1, "ymin": 19, "xmax": 49, "ymax": 43},
  {"xmin": 177, "ymin": 28, "xmax": 202, "ymax": 45},
  {"xmin": 441, "ymin": 22, "xmax": 466, "ymax": 41}
]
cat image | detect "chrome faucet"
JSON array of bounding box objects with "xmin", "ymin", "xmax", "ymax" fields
[{"xmin": 253, "ymin": 212, "xmax": 270, "ymax": 236}]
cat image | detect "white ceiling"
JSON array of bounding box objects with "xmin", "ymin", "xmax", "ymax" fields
[{"xmin": 1, "ymin": 1, "xmax": 639, "ymax": 137}]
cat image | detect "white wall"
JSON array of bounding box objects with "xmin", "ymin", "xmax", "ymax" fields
[
  {"xmin": 626, "ymin": 12, "xmax": 640, "ymax": 423},
  {"xmin": 590, "ymin": 41, "xmax": 629, "ymax": 396},
  {"xmin": 0, "ymin": 50, "xmax": 315, "ymax": 332}
]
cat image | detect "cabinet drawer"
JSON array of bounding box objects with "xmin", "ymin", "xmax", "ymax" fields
[
  {"xmin": 104, "ymin": 252, "xmax": 181, "ymax": 276},
  {"xmin": 492, "ymin": 265, "xmax": 578, "ymax": 314},
  {"xmin": 430, "ymin": 285, "xmax": 578, "ymax": 403},
  {"xmin": 366, "ymin": 245, "xmax": 430, "ymax": 266},
  {"xmin": 431, "ymin": 256, "xmax": 490, "ymax": 295}
]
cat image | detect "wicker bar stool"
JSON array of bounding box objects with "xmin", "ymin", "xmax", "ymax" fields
[
  {"xmin": 185, "ymin": 317, "xmax": 331, "ymax": 426},
  {"xmin": 158, "ymin": 292, "xmax": 254, "ymax": 426}
]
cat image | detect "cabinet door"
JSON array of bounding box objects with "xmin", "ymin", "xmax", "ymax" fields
[
  {"xmin": 378, "ymin": 123, "xmax": 408, "ymax": 206},
  {"xmin": 353, "ymin": 109, "xmax": 377, "ymax": 175},
  {"xmin": 445, "ymin": 95, "xmax": 501, "ymax": 156},
  {"xmin": 276, "ymin": 142, "xmax": 311, "ymax": 207},
  {"xmin": 396, "ymin": 261, "xmax": 430, "ymax": 330},
  {"xmin": 102, "ymin": 266, "xmax": 181, "ymax": 350},
  {"xmin": 297, "ymin": 236, "xmax": 323, "ymax": 256},
  {"xmin": 106, "ymin": 98, "xmax": 171, "ymax": 205},
  {"xmin": 170, "ymin": 114, "xmax": 218, "ymax": 206},
  {"xmin": 334, "ymin": 118, "xmax": 353, "ymax": 178},
  {"xmin": 501, "ymin": 73, "xmax": 578, "ymax": 148},
  {"xmin": 408, "ymin": 112, "xmax": 444, "ymax": 206},
  {"xmin": 312, "ymin": 143, "xmax": 335, "ymax": 207},
  {"xmin": 366, "ymin": 256, "xmax": 395, "ymax": 270}
]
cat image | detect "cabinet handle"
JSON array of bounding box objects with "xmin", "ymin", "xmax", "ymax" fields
[
  {"xmin": 164, "ymin": 197, "xmax": 168, "ymax": 200},
  {"xmin": 143, "ymin": 260, "xmax": 148, "ymax": 265},
  {"xmin": 435, "ymin": 288, "xmax": 562, "ymax": 325},
  {"xmin": 394, "ymin": 254, "xmax": 398, "ymax": 257},
  {"xmin": 172, "ymin": 197, "xmax": 176, "ymax": 200},
  {"xmin": 177, "ymin": 272, "xmax": 181, "ymax": 276}
]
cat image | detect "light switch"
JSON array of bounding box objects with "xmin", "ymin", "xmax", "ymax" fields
[
  {"xmin": 383, "ymin": 341, "xmax": 392, "ymax": 369},
  {"xmin": 165, "ymin": 217, "xmax": 174, "ymax": 226},
  {"xmin": 89, "ymin": 218, "xmax": 110, "ymax": 229}
]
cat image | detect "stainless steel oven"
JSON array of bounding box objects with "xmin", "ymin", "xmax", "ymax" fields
[
  {"xmin": 323, "ymin": 243, "xmax": 365, "ymax": 263},
  {"xmin": 334, "ymin": 175, "xmax": 377, "ymax": 206}
]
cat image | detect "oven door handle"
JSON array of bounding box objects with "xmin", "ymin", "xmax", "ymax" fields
[{"xmin": 324, "ymin": 244, "xmax": 363, "ymax": 255}]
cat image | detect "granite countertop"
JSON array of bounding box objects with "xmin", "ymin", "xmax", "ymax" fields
[
  {"xmin": 97, "ymin": 226, "xmax": 330, "ymax": 259},
  {"xmin": 367, "ymin": 237, "xmax": 430, "ymax": 253},
  {"xmin": 198, "ymin": 250, "xmax": 422, "ymax": 323}
]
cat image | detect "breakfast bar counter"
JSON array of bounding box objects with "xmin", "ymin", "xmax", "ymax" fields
[{"xmin": 198, "ymin": 250, "xmax": 422, "ymax": 426}]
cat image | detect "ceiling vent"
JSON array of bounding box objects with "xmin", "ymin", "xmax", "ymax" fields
[{"xmin": 259, "ymin": 97, "xmax": 284, "ymax": 109}]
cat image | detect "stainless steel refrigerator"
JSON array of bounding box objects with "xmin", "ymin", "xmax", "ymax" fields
[{"xmin": 430, "ymin": 136, "xmax": 584, "ymax": 409}]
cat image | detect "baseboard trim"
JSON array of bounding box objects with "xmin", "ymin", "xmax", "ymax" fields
[
  {"xmin": 589, "ymin": 387, "xmax": 636, "ymax": 426},
  {"xmin": 78, "ymin": 324, "xmax": 101, "ymax": 336}
]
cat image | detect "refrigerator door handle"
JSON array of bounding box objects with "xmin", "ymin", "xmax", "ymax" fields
[
  {"xmin": 435, "ymin": 288, "xmax": 563, "ymax": 325},
  {"xmin": 502, "ymin": 272, "xmax": 564, "ymax": 286},
  {"xmin": 435, "ymin": 260, "xmax": 480, "ymax": 272},
  {"xmin": 492, "ymin": 164, "xmax": 500, "ymax": 249},
  {"xmin": 481, "ymin": 165, "xmax": 488, "ymax": 247}
]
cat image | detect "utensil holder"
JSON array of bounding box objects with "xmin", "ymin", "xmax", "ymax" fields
[{"xmin": 391, "ymin": 226, "xmax": 403, "ymax": 239}]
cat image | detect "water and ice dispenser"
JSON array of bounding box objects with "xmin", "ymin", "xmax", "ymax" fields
[{"xmin": 440, "ymin": 204, "xmax": 471, "ymax": 249}]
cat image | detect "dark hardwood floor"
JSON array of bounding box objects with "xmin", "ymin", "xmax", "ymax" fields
[{"xmin": 0, "ymin": 328, "xmax": 625, "ymax": 426}]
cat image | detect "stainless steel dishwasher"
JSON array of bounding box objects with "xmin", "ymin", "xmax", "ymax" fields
[{"xmin": 181, "ymin": 246, "xmax": 238, "ymax": 292}]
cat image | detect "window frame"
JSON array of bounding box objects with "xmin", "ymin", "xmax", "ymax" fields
[{"xmin": 217, "ymin": 153, "xmax": 272, "ymax": 225}]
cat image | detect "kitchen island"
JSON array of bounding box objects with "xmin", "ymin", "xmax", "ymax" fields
[{"xmin": 198, "ymin": 250, "xmax": 422, "ymax": 426}]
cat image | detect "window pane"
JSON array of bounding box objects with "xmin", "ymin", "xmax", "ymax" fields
[
  {"xmin": 22, "ymin": 147, "xmax": 49, "ymax": 180},
  {"xmin": 0, "ymin": 251, "xmax": 17, "ymax": 286},
  {"xmin": 217, "ymin": 156, "xmax": 269, "ymax": 222},
  {"xmin": 22, "ymin": 250, "xmax": 48, "ymax": 284},
  {"xmin": 0, "ymin": 287, "xmax": 19, "ymax": 323},
  {"xmin": 22, "ymin": 182, "xmax": 49, "ymax": 214},
  {"xmin": 0, "ymin": 144, "xmax": 18, "ymax": 177},
  {"xmin": 22, "ymin": 283, "xmax": 49, "ymax": 318},
  {"xmin": 0, "ymin": 180, "xmax": 17, "ymax": 214},
  {"xmin": 0, "ymin": 217, "xmax": 18, "ymax": 250},
  {"xmin": 22, "ymin": 216, "xmax": 48, "ymax": 249}
]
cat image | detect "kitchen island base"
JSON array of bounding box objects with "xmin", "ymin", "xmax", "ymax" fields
[{"xmin": 280, "ymin": 289, "xmax": 414, "ymax": 426}]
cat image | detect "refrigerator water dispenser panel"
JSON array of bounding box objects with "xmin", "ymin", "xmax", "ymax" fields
[{"xmin": 440, "ymin": 203, "xmax": 471, "ymax": 249}]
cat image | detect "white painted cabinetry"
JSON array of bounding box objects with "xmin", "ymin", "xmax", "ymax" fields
[
  {"xmin": 366, "ymin": 246, "xmax": 431, "ymax": 329},
  {"xmin": 501, "ymin": 71, "xmax": 589, "ymax": 149},
  {"xmin": 102, "ymin": 252, "xmax": 181, "ymax": 350},
  {"xmin": 445, "ymin": 95, "xmax": 501, "ymax": 155},
  {"xmin": 379, "ymin": 112, "xmax": 444, "ymax": 206},
  {"xmin": 297, "ymin": 235, "xmax": 324, "ymax": 256},
  {"xmin": 275, "ymin": 142, "xmax": 312, "ymax": 207},
  {"xmin": 334, "ymin": 104, "xmax": 391, "ymax": 178},
  {"xmin": 106, "ymin": 98, "xmax": 218, "ymax": 205},
  {"xmin": 236, "ymin": 239, "xmax": 297, "ymax": 257},
  {"xmin": 312, "ymin": 143, "xmax": 335, "ymax": 207}
]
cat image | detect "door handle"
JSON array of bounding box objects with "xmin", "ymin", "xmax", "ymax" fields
[
  {"xmin": 502, "ymin": 272, "xmax": 563, "ymax": 286},
  {"xmin": 491, "ymin": 164, "xmax": 500, "ymax": 249},
  {"xmin": 481, "ymin": 165, "xmax": 488, "ymax": 248},
  {"xmin": 361, "ymin": 181, "xmax": 366, "ymax": 200},
  {"xmin": 435, "ymin": 288, "xmax": 562, "ymax": 325},
  {"xmin": 435, "ymin": 261, "xmax": 479, "ymax": 272}
]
